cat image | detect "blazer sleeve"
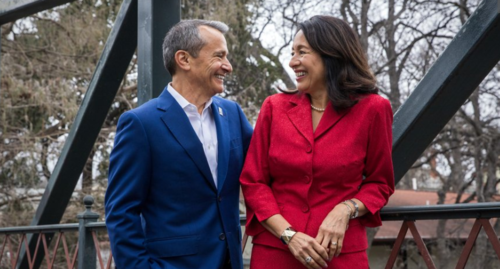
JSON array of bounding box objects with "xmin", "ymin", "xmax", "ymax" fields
[
  {"xmin": 354, "ymin": 98, "xmax": 395, "ymax": 227},
  {"xmin": 105, "ymin": 111, "xmax": 152, "ymax": 268},
  {"xmin": 240, "ymin": 97, "xmax": 281, "ymax": 235}
]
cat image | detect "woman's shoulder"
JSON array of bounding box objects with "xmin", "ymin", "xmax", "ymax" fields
[
  {"xmin": 266, "ymin": 92, "xmax": 297, "ymax": 101},
  {"xmin": 263, "ymin": 92, "xmax": 300, "ymax": 108},
  {"xmin": 357, "ymin": 93, "xmax": 391, "ymax": 110}
]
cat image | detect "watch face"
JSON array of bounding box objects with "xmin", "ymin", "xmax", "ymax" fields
[{"xmin": 281, "ymin": 229, "xmax": 297, "ymax": 245}]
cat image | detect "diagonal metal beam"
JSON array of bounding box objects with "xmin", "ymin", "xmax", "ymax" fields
[
  {"xmin": 17, "ymin": 0, "xmax": 138, "ymax": 268},
  {"xmin": 392, "ymin": 0, "xmax": 500, "ymax": 183},
  {"xmin": 0, "ymin": 24, "xmax": 2, "ymax": 98},
  {"xmin": 137, "ymin": 0, "xmax": 180, "ymax": 105},
  {"xmin": 0, "ymin": 0, "xmax": 75, "ymax": 25}
]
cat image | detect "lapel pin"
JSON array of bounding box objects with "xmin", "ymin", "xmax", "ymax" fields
[{"xmin": 218, "ymin": 107, "xmax": 224, "ymax": 116}]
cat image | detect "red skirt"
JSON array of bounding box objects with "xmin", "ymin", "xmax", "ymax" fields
[{"xmin": 250, "ymin": 243, "xmax": 369, "ymax": 269}]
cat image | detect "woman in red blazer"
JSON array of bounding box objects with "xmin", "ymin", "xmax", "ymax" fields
[{"xmin": 240, "ymin": 15, "xmax": 394, "ymax": 269}]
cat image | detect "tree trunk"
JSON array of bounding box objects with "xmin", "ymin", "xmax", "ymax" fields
[{"xmin": 82, "ymin": 148, "xmax": 95, "ymax": 195}]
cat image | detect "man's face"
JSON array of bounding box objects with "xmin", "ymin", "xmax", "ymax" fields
[{"xmin": 189, "ymin": 26, "xmax": 233, "ymax": 96}]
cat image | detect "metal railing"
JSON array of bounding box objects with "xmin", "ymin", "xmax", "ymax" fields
[
  {"xmin": 381, "ymin": 202, "xmax": 500, "ymax": 269},
  {"xmin": 2, "ymin": 197, "xmax": 500, "ymax": 269},
  {"xmin": 0, "ymin": 196, "xmax": 108, "ymax": 269}
]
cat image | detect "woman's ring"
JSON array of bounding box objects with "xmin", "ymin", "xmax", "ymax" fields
[
  {"xmin": 331, "ymin": 242, "xmax": 337, "ymax": 246},
  {"xmin": 305, "ymin": 256, "xmax": 312, "ymax": 263}
]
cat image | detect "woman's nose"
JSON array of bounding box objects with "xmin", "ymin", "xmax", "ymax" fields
[{"xmin": 289, "ymin": 57, "xmax": 299, "ymax": 68}]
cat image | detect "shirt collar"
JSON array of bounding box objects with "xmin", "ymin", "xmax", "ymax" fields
[{"xmin": 167, "ymin": 83, "xmax": 213, "ymax": 111}]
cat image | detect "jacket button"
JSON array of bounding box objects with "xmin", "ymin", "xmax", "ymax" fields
[
  {"xmin": 304, "ymin": 175, "xmax": 310, "ymax": 183},
  {"xmin": 219, "ymin": 233, "xmax": 226, "ymax": 240},
  {"xmin": 306, "ymin": 145, "xmax": 312, "ymax": 153},
  {"xmin": 302, "ymin": 206, "xmax": 309, "ymax": 213},
  {"xmin": 218, "ymin": 196, "xmax": 222, "ymax": 202}
]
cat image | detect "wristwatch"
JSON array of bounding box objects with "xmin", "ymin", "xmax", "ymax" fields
[
  {"xmin": 280, "ymin": 226, "xmax": 297, "ymax": 245},
  {"xmin": 347, "ymin": 199, "xmax": 359, "ymax": 219}
]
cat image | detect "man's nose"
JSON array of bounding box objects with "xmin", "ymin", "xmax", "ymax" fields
[{"xmin": 222, "ymin": 60, "xmax": 233, "ymax": 73}]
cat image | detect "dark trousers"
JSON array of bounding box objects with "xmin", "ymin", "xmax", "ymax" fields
[{"xmin": 222, "ymin": 249, "xmax": 232, "ymax": 269}]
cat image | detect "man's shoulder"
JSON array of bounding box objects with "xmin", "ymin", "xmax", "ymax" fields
[
  {"xmin": 119, "ymin": 98, "xmax": 160, "ymax": 122},
  {"xmin": 212, "ymin": 96, "xmax": 240, "ymax": 113},
  {"xmin": 212, "ymin": 95, "xmax": 236, "ymax": 106}
]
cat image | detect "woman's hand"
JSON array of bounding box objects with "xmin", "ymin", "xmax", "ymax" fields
[
  {"xmin": 288, "ymin": 232, "xmax": 329, "ymax": 269},
  {"xmin": 315, "ymin": 204, "xmax": 351, "ymax": 260}
]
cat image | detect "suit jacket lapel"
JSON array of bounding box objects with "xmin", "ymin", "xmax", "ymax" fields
[
  {"xmin": 287, "ymin": 93, "xmax": 314, "ymax": 146},
  {"xmin": 212, "ymin": 99, "xmax": 229, "ymax": 193},
  {"xmin": 158, "ymin": 89, "xmax": 217, "ymax": 191},
  {"xmin": 313, "ymin": 102, "xmax": 350, "ymax": 140}
]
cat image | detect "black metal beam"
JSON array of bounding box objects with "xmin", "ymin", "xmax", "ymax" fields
[
  {"xmin": 0, "ymin": 223, "xmax": 79, "ymax": 234},
  {"xmin": 0, "ymin": 0, "xmax": 75, "ymax": 25},
  {"xmin": 137, "ymin": 0, "xmax": 180, "ymax": 105},
  {"xmin": 17, "ymin": 0, "xmax": 138, "ymax": 268},
  {"xmin": 392, "ymin": 0, "xmax": 500, "ymax": 183},
  {"xmin": 0, "ymin": 24, "xmax": 2, "ymax": 100},
  {"xmin": 380, "ymin": 202, "xmax": 500, "ymax": 221}
]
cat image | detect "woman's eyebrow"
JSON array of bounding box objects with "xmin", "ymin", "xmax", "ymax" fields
[{"xmin": 293, "ymin": 44, "xmax": 310, "ymax": 50}]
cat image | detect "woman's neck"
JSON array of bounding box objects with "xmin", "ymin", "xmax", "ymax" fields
[{"xmin": 309, "ymin": 91, "xmax": 329, "ymax": 109}]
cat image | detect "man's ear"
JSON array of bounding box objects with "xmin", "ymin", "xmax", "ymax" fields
[{"xmin": 175, "ymin": 50, "xmax": 191, "ymax": 71}]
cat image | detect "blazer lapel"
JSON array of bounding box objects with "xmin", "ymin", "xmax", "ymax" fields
[
  {"xmin": 287, "ymin": 93, "xmax": 314, "ymax": 146},
  {"xmin": 158, "ymin": 89, "xmax": 217, "ymax": 191},
  {"xmin": 212, "ymin": 99, "xmax": 229, "ymax": 193},
  {"xmin": 313, "ymin": 103, "xmax": 350, "ymax": 140}
]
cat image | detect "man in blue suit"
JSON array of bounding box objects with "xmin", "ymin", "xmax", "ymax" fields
[{"xmin": 105, "ymin": 20, "xmax": 253, "ymax": 269}]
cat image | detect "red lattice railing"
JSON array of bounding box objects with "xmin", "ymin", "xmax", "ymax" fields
[
  {"xmin": 0, "ymin": 232, "xmax": 79, "ymax": 269},
  {"xmin": 92, "ymin": 232, "xmax": 113, "ymax": 269},
  {"xmin": 3, "ymin": 197, "xmax": 500, "ymax": 269},
  {"xmin": 381, "ymin": 203, "xmax": 500, "ymax": 269},
  {"xmin": 0, "ymin": 196, "xmax": 113, "ymax": 269}
]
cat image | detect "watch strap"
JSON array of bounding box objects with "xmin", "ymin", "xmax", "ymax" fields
[{"xmin": 347, "ymin": 199, "xmax": 359, "ymax": 219}]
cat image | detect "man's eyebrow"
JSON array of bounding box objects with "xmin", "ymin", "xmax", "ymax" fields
[{"xmin": 213, "ymin": 50, "xmax": 227, "ymax": 55}]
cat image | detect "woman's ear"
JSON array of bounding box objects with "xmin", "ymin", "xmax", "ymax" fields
[{"xmin": 175, "ymin": 50, "xmax": 191, "ymax": 71}]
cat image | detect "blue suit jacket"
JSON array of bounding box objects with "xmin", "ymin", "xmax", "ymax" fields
[{"xmin": 105, "ymin": 87, "xmax": 253, "ymax": 269}]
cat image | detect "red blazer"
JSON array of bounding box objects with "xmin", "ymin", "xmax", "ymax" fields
[{"xmin": 240, "ymin": 92, "xmax": 394, "ymax": 253}]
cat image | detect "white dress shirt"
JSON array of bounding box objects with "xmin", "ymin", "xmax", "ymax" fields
[{"xmin": 167, "ymin": 84, "xmax": 219, "ymax": 187}]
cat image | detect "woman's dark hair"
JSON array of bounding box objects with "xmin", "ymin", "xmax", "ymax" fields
[{"xmin": 297, "ymin": 15, "xmax": 378, "ymax": 109}]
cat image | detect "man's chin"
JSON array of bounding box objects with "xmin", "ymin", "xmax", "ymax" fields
[{"xmin": 212, "ymin": 87, "xmax": 224, "ymax": 95}]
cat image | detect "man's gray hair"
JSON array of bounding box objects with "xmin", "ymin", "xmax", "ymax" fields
[{"xmin": 163, "ymin": 19, "xmax": 229, "ymax": 75}]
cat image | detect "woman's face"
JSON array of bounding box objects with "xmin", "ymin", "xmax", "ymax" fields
[{"xmin": 289, "ymin": 30, "xmax": 327, "ymax": 95}]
